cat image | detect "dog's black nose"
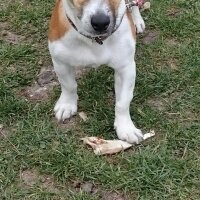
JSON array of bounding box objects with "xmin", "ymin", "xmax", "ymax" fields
[{"xmin": 91, "ymin": 13, "xmax": 110, "ymax": 32}]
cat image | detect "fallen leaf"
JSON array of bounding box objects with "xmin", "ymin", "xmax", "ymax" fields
[
  {"xmin": 79, "ymin": 112, "xmax": 88, "ymax": 122},
  {"xmin": 142, "ymin": 2, "xmax": 151, "ymax": 10}
]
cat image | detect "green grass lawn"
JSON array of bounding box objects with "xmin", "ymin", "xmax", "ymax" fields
[{"xmin": 0, "ymin": 0, "xmax": 199, "ymax": 199}]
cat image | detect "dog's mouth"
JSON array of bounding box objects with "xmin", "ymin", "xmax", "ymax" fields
[
  {"xmin": 81, "ymin": 21, "xmax": 116, "ymax": 39},
  {"xmin": 78, "ymin": 26, "xmax": 113, "ymax": 41},
  {"xmin": 86, "ymin": 14, "xmax": 124, "ymax": 39},
  {"xmin": 88, "ymin": 30, "xmax": 111, "ymax": 38}
]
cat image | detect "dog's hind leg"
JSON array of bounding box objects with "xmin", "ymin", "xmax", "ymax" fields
[
  {"xmin": 131, "ymin": 6, "xmax": 145, "ymax": 33},
  {"xmin": 52, "ymin": 59, "xmax": 78, "ymax": 122},
  {"xmin": 114, "ymin": 61, "xmax": 143, "ymax": 144}
]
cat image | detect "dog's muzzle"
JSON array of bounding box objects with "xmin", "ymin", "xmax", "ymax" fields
[{"xmin": 67, "ymin": 0, "xmax": 145, "ymax": 45}]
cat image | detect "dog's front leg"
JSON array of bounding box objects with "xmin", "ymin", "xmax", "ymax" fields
[
  {"xmin": 53, "ymin": 59, "xmax": 78, "ymax": 122},
  {"xmin": 132, "ymin": 6, "xmax": 145, "ymax": 33},
  {"xmin": 114, "ymin": 61, "xmax": 143, "ymax": 143}
]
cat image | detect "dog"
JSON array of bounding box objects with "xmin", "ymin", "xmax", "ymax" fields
[{"xmin": 48, "ymin": 0, "xmax": 145, "ymax": 143}]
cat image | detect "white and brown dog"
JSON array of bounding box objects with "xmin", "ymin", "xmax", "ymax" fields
[{"xmin": 48, "ymin": 0, "xmax": 145, "ymax": 143}]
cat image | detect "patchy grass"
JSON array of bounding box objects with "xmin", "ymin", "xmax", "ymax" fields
[{"xmin": 0, "ymin": 0, "xmax": 199, "ymax": 199}]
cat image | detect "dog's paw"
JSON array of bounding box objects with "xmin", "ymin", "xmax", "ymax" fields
[
  {"xmin": 114, "ymin": 119, "xmax": 143, "ymax": 144},
  {"xmin": 135, "ymin": 17, "xmax": 145, "ymax": 33},
  {"xmin": 54, "ymin": 102, "xmax": 77, "ymax": 122}
]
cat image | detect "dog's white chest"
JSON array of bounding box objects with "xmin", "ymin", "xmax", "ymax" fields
[
  {"xmin": 49, "ymin": 32, "xmax": 113, "ymax": 68},
  {"xmin": 48, "ymin": 14, "xmax": 136, "ymax": 70}
]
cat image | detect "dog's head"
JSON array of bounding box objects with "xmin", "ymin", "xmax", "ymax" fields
[{"xmin": 66, "ymin": 0, "xmax": 126, "ymax": 37}]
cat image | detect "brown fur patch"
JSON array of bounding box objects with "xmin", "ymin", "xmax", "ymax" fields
[
  {"xmin": 126, "ymin": 11, "xmax": 136, "ymax": 40},
  {"xmin": 48, "ymin": 0, "xmax": 70, "ymax": 42},
  {"xmin": 108, "ymin": 0, "xmax": 121, "ymax": 15},
  {"xmin": 72, "ymin": 0, "xmax": 89, "ymax": 9}
]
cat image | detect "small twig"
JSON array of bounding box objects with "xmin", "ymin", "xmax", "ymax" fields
[
  {"xmin": 165, "ymin": 112, "xmax": 180, "ymax": 115},
  {"xmin": 181, "ymin": 142, "xmax": 188, "ymax": 159},
  {"xmin": 1, "ymin": 131, "xmax": 21, "ymax": 154}
]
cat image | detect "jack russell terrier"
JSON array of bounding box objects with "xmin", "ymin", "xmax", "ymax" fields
[{"xmin": 48, "ymin": 0, "xmax": 145, "ymax": 143}]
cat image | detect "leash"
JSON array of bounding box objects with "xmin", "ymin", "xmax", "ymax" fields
[
  {"xmin": 125, "ymin": 0, "xmax": 144, "ymax": 9},
  {"xmin": 67, "ymin": 0, "xmax": 144, "ymax": 45}
]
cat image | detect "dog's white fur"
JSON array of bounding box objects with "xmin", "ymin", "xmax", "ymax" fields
[{"xmin": 48, "ymin": 0, "xmax": 145, "ymax": 143}]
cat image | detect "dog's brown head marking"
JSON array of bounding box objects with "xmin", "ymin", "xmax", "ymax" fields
[
  {"xmin": 71, "ymin": 0, "xmax": 89, "ymax": 9},
  {"xmin": 108, "ymin": 0, "xmax": 122, "ymax": 15},
  {"xmin": 48, "ymin": 0, "xmax": 136, "ymax": 42},
  {"xmin": 48, "ymin": 0, "xmax": 70, "ymax": 42}
]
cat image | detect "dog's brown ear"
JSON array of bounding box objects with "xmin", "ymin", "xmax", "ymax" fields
[{"xmin": 48, "ymin": 0, "xmax": 70, "ymax": 42}]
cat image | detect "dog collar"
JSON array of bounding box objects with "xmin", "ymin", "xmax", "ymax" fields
[
  {"xmin": 67, "ymin": 17, "xmax": 105, "ymax": 45},
  {"xmin": 67, "ymin": 0, "xmax": 144, "ymax": 45}
]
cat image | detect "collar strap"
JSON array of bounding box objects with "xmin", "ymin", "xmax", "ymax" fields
[{"xmin": 67, "ymin": 17, "xmax": 105, "ymax": 45}]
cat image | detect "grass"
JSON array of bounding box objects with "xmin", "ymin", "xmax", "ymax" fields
[{"xmin": 0, "ymin": 0, "xmax": 200, "ymax": 199}]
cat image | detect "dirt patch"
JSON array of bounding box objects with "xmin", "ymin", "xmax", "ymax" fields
[
  {"xmin": 52, "ymin": 111, "xmax": 91, "ymax": 137},
  {"xmin": 147, "ymin": 97, "xmax": 167, "ymax": 111},
  {"xmin": 0, "ymin": 125, "xmax": 6, "ymax": 137},
  {"xmin": 101, "ymin": 191, "xmax": 129, "ymax": 200},
  {"xmin": 19, "ymin": 67, "xmax": 58, "ymax": 101},
  {"xmin": 0, "ymin": 30, "xmax": 25, "ymax": 44},
  {"xmin": 165, "ymin": 38, "xmax": 180, "ymax": 47},
  {"xmin": 40, "ymin": 175, "xmax": 60, "ymax": 193},
  {"xmin": 73, "ymin": 181, "xmax": 94, "ymax": 193},
  {"xmin": 52, "ymin": 115, "xmax": 80, "ymax": 131},
  {"xmin": 0, "ymin": 124, "xmax": 10, "ymax": 138},
  {"xmin": 0, "ymin": 0, "xmax": 30, "ymax": 12},
  {"xmin": 164, "ymin": 92, "xmax": 199, "ymax": 126},
  {"xmin": 73, "ymin": 181, "xmax": 130, "ymax": 199},
  {"xmin": 20, "ymin": 169, "xmax": 39, "ymax": 187},
  {"xmin": 0, "ymin": 0, "xmax": 10, "ymax": 11},
  {"xmin": 20, "ymin": 169, "xmax": 60, "ymax": 193},
  {"xmin": 177, "ymin": 111, "xmax": 199, "ymax": 128},
  {"xmin": 36, "ymin": 67, "xmax": 57, "ymax": 86},
  {"xmin": 167, "ymin": 58, "xmax": 179, "ymax": 70},
  {"xmin": 75, "ymin": 67, "xmax": 90, "ymax": 79},
  {"xmin": 0, "ymin": 22, "xmax": 8, "ymax": 29},
  {"xmin": 142, "ymin": 31, "xmax": 159, "ymax": 45},
  {"xmin": 20, "ymin": 170, "xmax": 131, "ymax": 198},
  {"xmin": 167, "ymin": 91, "xmax": 181, "ymax": 102},
  {"xmin": 166, "ymin": 8, "xmax": 182, "ymax": 18},
  {"xmin": 19, "ymin": 66, "xmax": 90, "ymax": 102},
  {"xmin": 19, "ymin": 84, "xmax": 51, "ymax": 101}
]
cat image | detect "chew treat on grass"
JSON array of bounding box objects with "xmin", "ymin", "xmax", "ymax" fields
[
  {"xmin": 81, "ymin": 131, "xmax": 155, "ymax": 155},
  {"xmin": 81, "ymin": 137, "xmax": 132, "ymax": 155}
]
